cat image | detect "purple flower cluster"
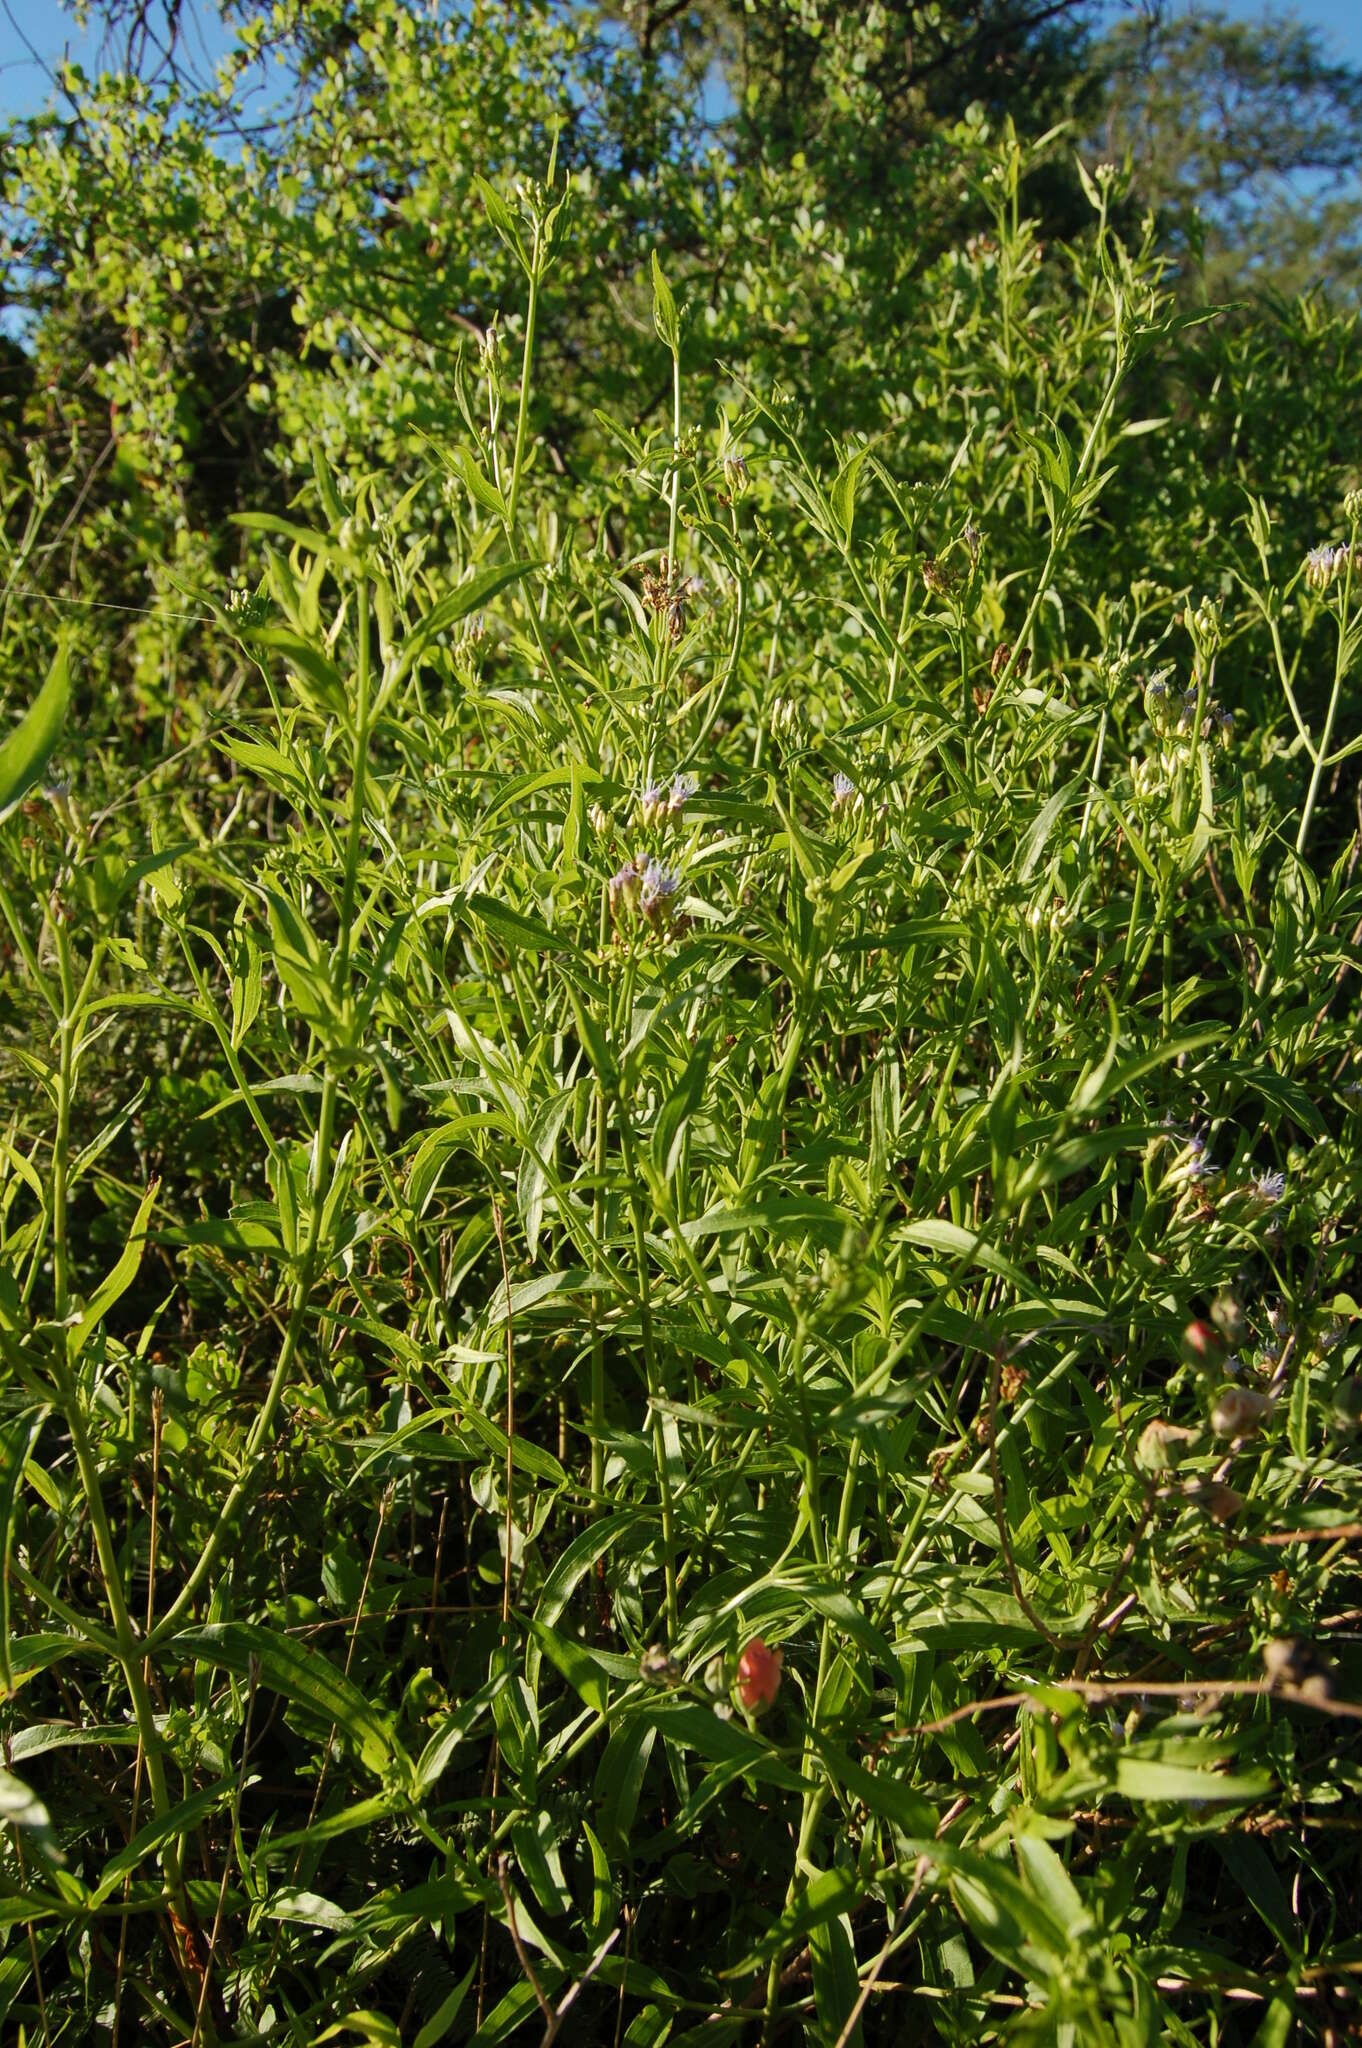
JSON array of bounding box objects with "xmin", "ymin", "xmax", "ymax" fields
[{"xmin": 609, "ymin": 856, "xmax": 683, "ymax": 934}]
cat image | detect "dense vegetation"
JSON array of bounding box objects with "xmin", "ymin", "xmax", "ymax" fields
[{"xmin": 2, "ymin": 3, "xmax": 1361, "ymax": 2041}]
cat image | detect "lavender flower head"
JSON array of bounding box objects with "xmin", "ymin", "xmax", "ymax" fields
[
  {"xmin": 669, "ymin": 773, "xmax": 696, "ymax": 814},
  {"xmin": 1182, "ymin": 1132, "xmax": 1220, "ymax": 1185},
  {"xmin": 831, "ymin": 771, "xmax": 856, "ymax": 810},
  {"xmin": 1305, "ymin": 543, "xmax": 1336, "ymax": 591},
  {"xmin": 639, "ymin": 780, "xmax": 669, "ymax": 827},
  {"xmin": 1248, "ymin": 1168, "xmax": 1286, "ymax": 1208},
  {"xmin": 640, "ymin": 859, "xmax": 682, "ymax": 924}
]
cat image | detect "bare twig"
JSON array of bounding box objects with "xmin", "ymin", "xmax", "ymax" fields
[
  {"xmin": 540, "ymin": 1926, "xmax": 621, "ymax": 2046},
  {"xmin": 903, "ymin": 1675, "xmax": 1362, "ymax": 1737},
  {"xmin": 1254, "ymin": 1521, "xmax": 1362, "ymax": 1546},
  {"xmin": 1074, "ymin": 1486, "xmax": 1156, "ymax": 1681},
  {"xmin": 495, "ymin": 1856, "xmax": 554, "ymax": 2029},
  {"xmin": 831, "ymin": 1860, "xmax": 926, "ymax": 2048}
]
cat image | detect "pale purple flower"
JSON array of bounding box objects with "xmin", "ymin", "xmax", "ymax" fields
[
  {"xmin": 1305, "ymin": 544, "xmax": 1335, "ymax": 591},
  {"xmin": 1184, "ymin": 1132, "xmax": 1219, "ymax": 1184},
  {"xmin": 669, "ymin": 773, "xmax": 696, "ymax": 813},
  {"xmin": 831, "ymin": 771, "xmax": 856, "ymax": 810},
  {"xmin": 640, "ymin": 859, "xmax": 682, "ymax": 924},
  {"xmin": 641, "ymin": 858, "xmax": 680, "ymax": 902},
  {"xmin": 639, "ymin": 780, "xmax": 668, "ymax": 827},
  {"xmin": 1248, "ymin": 1169, "xmax": 1286, "ymax": 1208}
]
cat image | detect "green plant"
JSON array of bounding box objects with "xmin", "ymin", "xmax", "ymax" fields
[{"xmin": 1, "ymin": 105, "xmax": 1360, "ymax": 2048}]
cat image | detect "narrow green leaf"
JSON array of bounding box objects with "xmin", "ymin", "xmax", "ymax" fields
[
  {"xmin": 650, "ymin": 250, "xmax": 679, "ymax": 353},
  {"xmin": 530, "ymin": 1617, "xmax": 609, "ymax": 1715},
  {"xmin": 1115, "ymin": 1758, "xmax": 1272, "ymax": 1803},
  {"xmin": 70, "ymin": 1179, "xmax": 159, "ymax": 1356},
  {"xmin": 171, "ymin": 1623, "xmax": 405, "ymax": 1781},
  {"xmin": 0, "ymin": 1409, "xmax": 47, "ymax": 1694},
  {"xmin": 0, "ymin": 641, "xmax": 70, "ymax": 824}
]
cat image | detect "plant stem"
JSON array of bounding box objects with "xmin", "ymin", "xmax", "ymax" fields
[
  {"xmin": 590, "ymin": 888, "xmax": 610, "ymax": 1511},
  {"xmin": 617, "ymin": 1113, "xmax": 679, "ymax": 1641},
  {"xmin": 667, "ymin": 342, "xmax": 681, "ymax": 574},
  {"xmin": 507, "ymin": 244, "xmax": 540, "ymax": 536},
  {"xmin": 1297, "ymin": 546, "xmax": 1354, "ymax": 856}
]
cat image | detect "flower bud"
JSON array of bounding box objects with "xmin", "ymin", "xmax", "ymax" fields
[
  {"xmin": 723, "ymin": 448, "xmax": 750, "ymax": 499},
  {"xmin": 735, "ymin": 1637, "xmax": 783, "ymax": 1713},
  {"xmin": 1209, "ymin": 1292, "xmax": 1246, "ymax": 1346},
  {"xmin": 1182, "ymin": 1478, "xmax": 1244, "ymax": 1523},
  {"xmin": 1210, "ymin": 1385, "xmax": 1274, "ymax": 1439},
  {"xmin": 639, "ymin": 1646, "xmax": 682, "ymax": 1687},
  {"xmin": 608, "ymin": 861, "xmax": 642, "ymax": 919},
  {"xmin": 1261, "ymin": 1637, "xmax": 1308, "ymax": 1685},
  {"xmin": 1180, "ymin": 1319, "xmax": 1226, "ymax": 1371},
  {"xmin": 1137, "ymin": 1419, "xmax": 1200, "ymax": 1472}
]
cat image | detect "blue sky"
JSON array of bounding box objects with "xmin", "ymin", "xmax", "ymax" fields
[
  {"xmin": 0, "ymin": 0, "xmax": 238, "ymax": 114},
  {"xmin": 2, "ymin": 0, "xmax": 1361, "ymax": 120}
]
